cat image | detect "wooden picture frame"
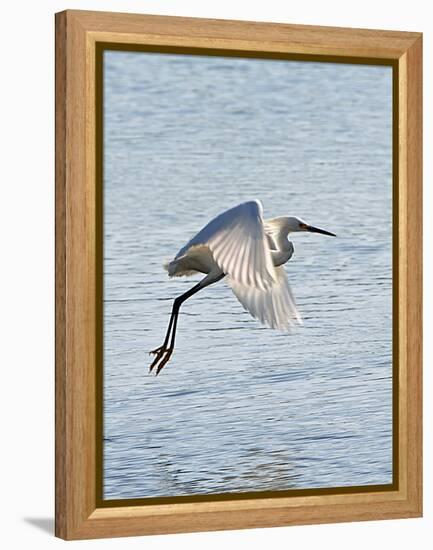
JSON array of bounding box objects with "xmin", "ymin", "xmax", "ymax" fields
[{"xmin": 55, "ymin": 9, "xmax": 422, "ymax": 540}]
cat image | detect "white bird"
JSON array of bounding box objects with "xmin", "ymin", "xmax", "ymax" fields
[{"xmin": 149, "ymin": 199, "xmax": 336, "ymax": 375}]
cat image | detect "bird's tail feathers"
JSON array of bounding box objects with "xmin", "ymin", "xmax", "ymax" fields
[
  {"xmin": 163, "ymin": 258, "xmax": 196, "ymax": 278},
  {"xmin": 163, "ymin": 259, "xmax": 179, "ymax": 277}
]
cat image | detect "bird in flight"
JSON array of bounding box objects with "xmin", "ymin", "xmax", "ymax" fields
[{"xmin": 149, "ymin": 200, "xmax": 336, "ymax": 375}]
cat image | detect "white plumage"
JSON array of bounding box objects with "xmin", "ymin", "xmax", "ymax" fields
[
  {"xmin": 166, "ymin": 200, "xmax": 300, "ymax": 331},
  {"xmin": 229, "ymin": 265, "xmax": 301, "ymax": 331},
  {"xmin": 150, "ymin": 199, "xmax": 335, "ymax": 375},
  {"xmin": 169, "ymin": 201, "xmax": 273, "ymax": 285}
]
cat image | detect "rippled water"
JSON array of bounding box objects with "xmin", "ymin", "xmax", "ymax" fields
[{"xmin": 103, "ymin": 51, "xmax": 393, "ymax": 499}]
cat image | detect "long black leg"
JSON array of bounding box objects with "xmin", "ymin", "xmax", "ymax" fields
[
  {"xmin": 149, "ymin": 282, "xmax": 204, "ymax": 375},
  {"xmin": 148, "ymin": 304, "xmax": 177, "ymax": 358},
  {"xmin": 149, "ymin": 274, "xmax": 225, "ymax": 376}
]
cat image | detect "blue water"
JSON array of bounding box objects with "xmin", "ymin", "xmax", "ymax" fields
[{"xmin": 103, "ymin": 51, "xmax": 393, "ymax": 499}]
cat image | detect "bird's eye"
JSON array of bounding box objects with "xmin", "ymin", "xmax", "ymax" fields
[{"xmin": 299, "ymin": 222, "xmax": 307, "ymax": 230}]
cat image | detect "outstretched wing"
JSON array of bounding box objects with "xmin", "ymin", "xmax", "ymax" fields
[
  {"xmin": 175, "ymin": 200, "xmax": 275, "ymax": 290},
  {"xmin": 228, "ymin": 265, "xmax": 302, "ymax": 331}
]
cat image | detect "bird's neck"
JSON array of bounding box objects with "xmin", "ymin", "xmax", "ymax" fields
[
  {"xmin": 274, "ymin": 230, "xmax": 292, "ymax": 252},
  {"xmin": 271, "ymin": 239, "xmax": 294, "ymax": 266},
  {"xmin": 265, "ymin": 216, "xmax": 295, "ymax": 265}
]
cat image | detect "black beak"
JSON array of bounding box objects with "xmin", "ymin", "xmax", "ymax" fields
[{"xmin": 307, "ymin": 225, "xmax": 336, "ymax": 237}]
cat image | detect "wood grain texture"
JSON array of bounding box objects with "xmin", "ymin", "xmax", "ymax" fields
[
  {"xmin": 55, "ymin": 9, "xmax": 423, "ymax": 540},
  {"xmin": 403, "ymin": 35, "xmax": 423, "ymax": 515},
  {"xmin": 54, "ymin": 10, "xmax": 67, "ymax": 539},
  {"xmin": 73, "ymin": 9, "xmax": 419, "ymax": 59},
  {"xmin": 55, "ymin": 10, "xmax": 97, "ymax": 539}
]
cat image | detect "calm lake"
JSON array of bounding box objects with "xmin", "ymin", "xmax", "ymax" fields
[{"xmin": 103, "ymin": 51, "xmax": 393, "ymax": 499}]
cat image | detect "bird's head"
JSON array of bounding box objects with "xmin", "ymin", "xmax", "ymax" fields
[{"xmin": 286, "ymin": 216, "xmax": 336, "ymax": 237}]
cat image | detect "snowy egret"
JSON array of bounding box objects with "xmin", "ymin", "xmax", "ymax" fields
[{"xmin": 149, "ymin": 199, "xmax": 336, "ymax": 375}]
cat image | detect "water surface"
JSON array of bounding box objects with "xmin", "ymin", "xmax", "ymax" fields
[{"xmin": 103, "ymin": 52, "xmax": 393, "ymax": 499}]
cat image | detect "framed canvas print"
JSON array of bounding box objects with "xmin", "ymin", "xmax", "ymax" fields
[{"xmin": 55, "ymin": 10, "xmax": 422, "ymax": 540}]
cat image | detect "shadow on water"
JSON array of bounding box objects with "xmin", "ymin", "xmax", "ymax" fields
[{"xmin": 149, "ymin": 446, "xmax": 302, "ymax": 497}]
